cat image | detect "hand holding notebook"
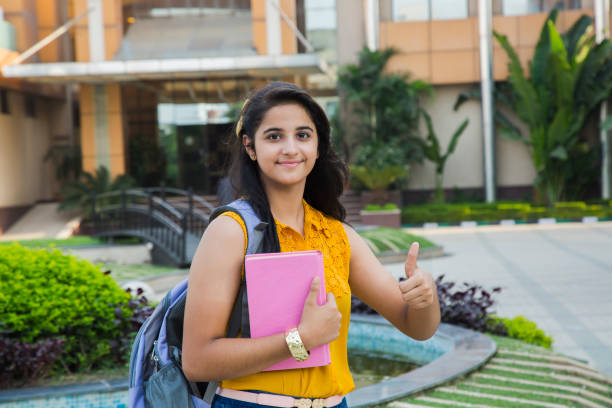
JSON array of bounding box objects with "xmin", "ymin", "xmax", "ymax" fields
[{"xmin": 244, "ymin": 250, "xmax": 332, "ymax": 371}]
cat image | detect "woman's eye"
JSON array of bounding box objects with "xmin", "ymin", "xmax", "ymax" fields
[
  {"xmin": 297, "ymin": 132, "xmax": 310, "ymax": 139},
  {"xmin": 266, "ymin": 133, "xmax": 281, "ymax": 140}
]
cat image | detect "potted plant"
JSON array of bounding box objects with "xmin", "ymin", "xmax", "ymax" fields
[{"xmin": 360, "ymin": 202, "xmax": 402, "ymax": 228}]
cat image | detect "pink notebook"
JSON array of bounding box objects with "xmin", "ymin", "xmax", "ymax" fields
[{"xmin": 244, "ymin": 250, "xmax": 331, "ymax": 371}]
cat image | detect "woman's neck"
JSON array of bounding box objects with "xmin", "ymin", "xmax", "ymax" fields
[{"xmin": 264, "ymin": 183, "xmax": 306, "ymax": 235}]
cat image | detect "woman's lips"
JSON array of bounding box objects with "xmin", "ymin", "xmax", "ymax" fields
[{"xmin": 278, "ymin": 161, "xmax": 302, "ymax": 167}]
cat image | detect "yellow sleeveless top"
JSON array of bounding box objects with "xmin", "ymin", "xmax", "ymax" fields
[{"xmin": 218, "ymin": 200, "xmax": 354, "ymax": 397}]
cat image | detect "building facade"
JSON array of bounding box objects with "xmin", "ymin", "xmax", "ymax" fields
[{"xmin": 0, "ymin": 0, "xmax": 610, "ymax": 234}]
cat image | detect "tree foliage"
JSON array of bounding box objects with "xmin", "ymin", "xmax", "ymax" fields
[
  {"xmin": 337, "ymin": 47, "xmax": 431, "ymax": 190},
  {"xmin": 59, "ymin": 166, "xmax": 134, "ymax": 215},
  {"xmin": 417, "ymin": 109, "xmax": 469, "ymax": 203},
  {"xmin": 456, "ymin": 10, "xmax": 612, "ymax": 204}
]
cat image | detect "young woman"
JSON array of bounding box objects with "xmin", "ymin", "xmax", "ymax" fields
[{"xmin": 182, "ymin": 82, "xmax": 440, "ymax": 408}]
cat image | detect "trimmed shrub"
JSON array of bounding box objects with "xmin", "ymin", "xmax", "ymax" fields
[
  {"xmin": 488, "ymin": 315, "xmax": 553, "ymax": 348},
  {"xmin": 351, "ymin": 275, "xmax": 506, "ymax": 336},
  {"xmin": 435, "ymin": 275, "xmax": 506, "ymax": 335},
  {"xmin": 0, "ymin": 243, "xmax": 134, "ymax": 381},
  {"xmin": 0, "ymin": 337, "xmax": 66, "ymax": 388},
  {"xmin": 364, "ymin": 203, "xmax": 399, "ymax": 211},
  {"xmin": 401, "ymin": 201, "xmax": 612, "ymax": 224}
]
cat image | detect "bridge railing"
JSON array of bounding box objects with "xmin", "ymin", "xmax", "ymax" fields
[{"xmin": 86, "ymin": 188, "xmax": 215, "ymax": 265}]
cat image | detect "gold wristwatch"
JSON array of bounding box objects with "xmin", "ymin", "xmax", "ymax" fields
[{"xmin": 285, "ymin": 327, "xmax": 310, "ymax": 362}]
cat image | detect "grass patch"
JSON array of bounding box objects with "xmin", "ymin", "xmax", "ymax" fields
[
  {"xmin": 423, "ymin": 390, "xmax": 548, "ymax": 408},
  {"xmin": 358, "ymin": 227, "xmax": 436, "ymax": 254},
  {"xmin": 487, "ymin": 334, "xmax": 555, "ymax": 353},
  {"xmin": 23, "ymin": 365, "xmax": 128, "ymax": 389},
  {"xmin": 480, "ymin": 367, "xmax": 573, "ymax": 386},
  {"xmin": 380, "ymin": 334, "xmax": 612, "ymax": 408},
  {"xmin": 0, "ymin": 236, "xmax": 102, "ymax": 248},
  {"xmin": 0, "ymin": 236, "xmax": 142, "ymax": 248},
  {"xmin": 488, "ymin": 361, "xmax": 553, "ymax": 373},
  {"xmin": 493, "ymin": 353, "xmax": 564, "ymax": 364},
  {"xmin": 457, "ymin": 383, "xmax": 584, "ymax": 406},
  {"xmin": 102, "ymin": 263, "xmax": 183, "ymax": 283},
  {"xmin": 469, "ymin": 377, "xmax": 609, "ymax": 404}
]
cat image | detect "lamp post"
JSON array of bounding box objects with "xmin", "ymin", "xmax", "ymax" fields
[
  {"xmin": 595, "ymin": 0, "xmax": 611, "ymax": 199},
  {"xmin": 478, "ymin": 0, "xmax": 496, "ymax": 202}
]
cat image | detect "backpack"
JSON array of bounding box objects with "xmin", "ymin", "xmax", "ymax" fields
[{"xmin": 128, "ymin": 199, "xmax": 267, "ymax": 408}]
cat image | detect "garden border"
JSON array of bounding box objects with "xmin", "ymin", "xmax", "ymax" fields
[{"xmin": 406, "ymin": 217, "xmax": 612, "ymax": 229}]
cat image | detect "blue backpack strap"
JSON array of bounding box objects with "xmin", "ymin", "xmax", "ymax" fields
[
  {"xmin": 209, "ymin": 198, "xmax": 267, "ymax": 338},
  {"xmin": 209, "ymin": 198, "xmax": 266, "ymax": 255},
  {"xmin": 203, "ymin": 199, "xmax": 267, "ymax": 403}
]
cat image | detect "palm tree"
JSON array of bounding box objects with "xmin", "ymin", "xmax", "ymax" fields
[
  {"xmin": 59, "ymin": 166, "xmax": 134, "ymax": 215},
  {"xmin": 417, "ymin": 109, "xmax": 469, "ymax": 204},
  {"xmin": 456, "ymin": 9, "xmax": 612, "ymax": 204},
  {"xmin": 337, "ymin": 47, "xmax": 432, "ymax": 202}
]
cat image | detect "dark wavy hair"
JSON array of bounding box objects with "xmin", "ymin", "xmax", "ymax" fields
[{"xmin": 229, "ymin": 81, "xmax": 348, "ymax": 253}]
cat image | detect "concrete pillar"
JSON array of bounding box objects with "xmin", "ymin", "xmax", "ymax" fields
[
  {"xmin": 266, "ymin": 0, "xmax": 282, "ymax": 55},
  {"xmin": 87, "ymin": 0, "xmax": 105, "ymax": 62},
  {"xmin": 336, "ymin": 0, "xmax": 365, "ymax": 65},
  {"xmin": 364, "ymin": 0, "xmax": 379, "ymax": 50},
  {"xmin": 74, "ymin": 0, "xmax": 125, "ymax": 177}
]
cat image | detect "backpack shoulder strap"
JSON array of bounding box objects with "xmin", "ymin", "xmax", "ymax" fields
[
  {"xmin": 203, "ymin": 199, "xmax": 267, "ymax": 404},
  {"xmin": 209, "ymin": 198, "xmax": 267, "ymax": 255}
]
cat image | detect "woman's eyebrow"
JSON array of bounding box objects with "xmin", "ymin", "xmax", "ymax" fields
[
  {"xmin": 296, "ymin": 126, "xmax": 314, "ymax": 132},
  {"xmin": 263, "ymin": 127, "xmax": 283, "ymax": 134}
]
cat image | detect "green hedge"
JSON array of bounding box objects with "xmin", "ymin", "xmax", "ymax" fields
[
  {"xmin": 0, "ymin": 243, "xmax": 133, "ymax": 372},
  {"xmin": 488, "ymin": 315, "xmax": 553, "ymax": 348},
  {"xmin": 401, "ymin": 201, "xmax": 612, "ymax": 224},
  {"xmin": 363, "ymin": 203, "xmax": 399, "ymax": 211}
]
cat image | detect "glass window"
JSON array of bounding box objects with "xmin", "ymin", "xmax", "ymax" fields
[
  {"xmin": 501, "ymin": 0, "xmax": 591, "ymax": 16},
  {"xmin": 432, "ymin": 0, "xmax": 468, "ymax": 20},
  {"xmin": 393, "ymin": 0, "xmax": 429, "ymax": 22},
  {"xmin": 502, "ymin": 0, "xmax": 541, "ymax": 16},
  {"xmin": 305, "ymin": 0, "xmax": 337, "ymax": 63},
  {"xmin": 305, "ymin": 8, "xmax": 336, "ymax": 31}
]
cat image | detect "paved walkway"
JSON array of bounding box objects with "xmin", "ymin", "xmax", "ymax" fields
[
  {"xmin": 386, "ymin": 222, "xmax": 612, "ymax": 377},
  {"xmin": 0, "ymin": 203, "xmax": 78, "ymax": 241}
]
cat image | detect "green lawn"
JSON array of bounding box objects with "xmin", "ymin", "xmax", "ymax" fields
[
  {"xmin": 358, "ymin": 227, "xmax": 437, "ymax": 254},
  {"xmin": 0, "ymin": 236, "xmax": 102, "ymax": 247},
  {"xmin": 383, "ymin": 334, "xmax": 612, "ymax": 408},
  {"xmin": 101, "ymin": 263, "xmax": 183, "ymax": 283}
]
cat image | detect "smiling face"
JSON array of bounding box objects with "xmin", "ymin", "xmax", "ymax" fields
[{"xmin": 244, "ymin": 103, "xmax": 319, "ymax": 191}]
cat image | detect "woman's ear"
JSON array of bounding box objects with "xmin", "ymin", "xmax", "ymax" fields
[{"xmin": 243, "ymin": 135, "xmax": 257, "ymax": 161}]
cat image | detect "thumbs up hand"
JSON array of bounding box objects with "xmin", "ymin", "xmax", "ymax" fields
[{"xmin": 399, "ymin": 242, "xmax": 436, "ymax": 310}]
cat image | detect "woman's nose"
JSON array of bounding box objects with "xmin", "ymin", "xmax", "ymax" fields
[{"xmin": 281, "ymin": 137, "xmax": 298, "ymax": 154}]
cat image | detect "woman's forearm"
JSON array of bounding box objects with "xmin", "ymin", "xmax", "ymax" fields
[
  {"xmin": 183, "ymin": 333, "xmax": 292, "ymax": 382},
  {"xmin": 402, "ymin": 291, "xmax": 441, "ymax": 341}
]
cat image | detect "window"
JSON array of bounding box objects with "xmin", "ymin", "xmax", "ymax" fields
[
  {"xmin": 24, "ymin": 94, "xmax": 36, "ymax": 118},
  {"xmin": 432, "ymin": 0, "xmax": 468, "ymax": 20},
  {"xmin": 0, "ymin": 89, "xmax": 9, "ymax": 114},
  {"xmin": 393, "ymin": 0, "xmax": 429, "ymax": 22},
  {"xmin": 501, "ymin": 0, "xmax": 591, "ymax": 16},
  {"xmin": 393, "ymin": 0, "xmax": 468, "ymax": 21}
]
